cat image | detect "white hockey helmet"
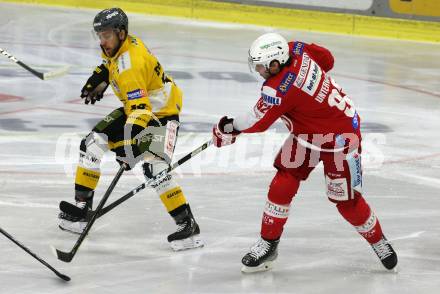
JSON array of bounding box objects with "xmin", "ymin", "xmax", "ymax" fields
[{"xmin": 248, "ymin": 33, "xmax": 290, "ymax": 73}]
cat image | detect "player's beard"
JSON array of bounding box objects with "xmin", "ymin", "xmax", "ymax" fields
[{"xmin": 101, "ymin": 38, "xmax": 122, "ymax": 57}]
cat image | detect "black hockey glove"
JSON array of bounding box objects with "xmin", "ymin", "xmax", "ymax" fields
[{"xmin": 81, "ymin": 64, "xmax": 109, "ymax": 104}]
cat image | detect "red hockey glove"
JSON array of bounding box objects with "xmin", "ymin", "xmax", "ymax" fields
[{"xmin": 212, "ymin": 116, "xmax": 241, "ymax": 148}]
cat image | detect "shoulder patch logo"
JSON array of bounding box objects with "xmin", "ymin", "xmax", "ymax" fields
[
  {"xmin": 278, "ymin": 72, "xmax": 297, "ymax": 94},
  {"xmin": 292, "ymin": 42, "xmax": 305, "ymax": 56}
]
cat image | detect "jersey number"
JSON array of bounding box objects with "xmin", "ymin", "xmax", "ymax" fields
[
  {"xmin": 327, "ymin": 78, "xmax": 356, "ymax": 117},
  {"xmin": 154, "ymin": 62, "xmax": 172, "ymax": 84},
  {"xmin": 131, "ymin": 103, "xmax": 147, "ymax": 111}
]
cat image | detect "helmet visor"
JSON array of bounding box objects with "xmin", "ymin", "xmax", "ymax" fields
[
  {"xmin": 248, "ymin": 55, "xmax": 266, "ymax": 73},
  {"xmin": 91, "ymin": 28, "xmax": 118, "ymax": 42},
  {"xmin": 248, "ymin": 55, "xmax": 256, "ymax": 73}
]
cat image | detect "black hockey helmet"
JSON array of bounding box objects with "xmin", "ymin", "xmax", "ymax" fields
[{"xmin": 93, "ymin": 8, "xmax": 128, "ymax": 33}]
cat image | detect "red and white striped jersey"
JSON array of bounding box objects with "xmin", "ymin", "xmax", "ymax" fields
[{"xmin": 234, "ymin": 41, "xmax": 361, "ymax": 150}]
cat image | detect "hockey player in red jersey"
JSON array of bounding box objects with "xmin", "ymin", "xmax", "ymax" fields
[{"xmin": 212, "ymin": 33, "xmax": 397, "ymax": 273}]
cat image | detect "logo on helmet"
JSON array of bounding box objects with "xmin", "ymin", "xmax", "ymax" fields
[
  {"xmin": 260, "ymin": 41, "xmax": 282, "ymax": 50},
  {"xmin": 106, "ymin": 11, "xmax": 119, "ymax": 19},
  {"xmin": 267, "ymin": 52, "xmax": 280, "ymax": 59}
]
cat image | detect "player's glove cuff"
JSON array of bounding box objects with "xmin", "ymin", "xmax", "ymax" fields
[{"xmin": 212, "ymin": 116, "xmax": 241, "ymax": 148}]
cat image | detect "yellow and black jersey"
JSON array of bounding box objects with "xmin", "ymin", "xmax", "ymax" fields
[{"xmin": 102, "ymin": 34, "xmax": 182, "ymax": 128}]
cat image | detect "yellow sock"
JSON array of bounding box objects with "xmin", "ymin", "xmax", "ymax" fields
[{"xmin": 75, "ymin": 166, "xmax": 101, "ymax": 190}]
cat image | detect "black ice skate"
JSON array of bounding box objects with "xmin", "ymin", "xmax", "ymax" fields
[
  {"xmin": 241, "ymin": 237, "xmax": 279, "ymax": 273},
  {"xmin": 371, "ymin": 236, "xmax": 398, "ymax": 270},
  {"xmin": 167, "ymin": 215, "xmax": 203, "ymax": 251},
  {"xmin": 58, "ymin": 197, "xmax": 93, "ymax": 234}
]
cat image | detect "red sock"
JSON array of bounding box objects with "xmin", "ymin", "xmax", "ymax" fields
[
  {"xmin": 261, "ymin": 200, "xmax": 291, "ymax": 239},
  {"xmin": 260, "ymin": 170, "xmax": 300, "ymax": 240},
  {"xmin": 336, "ymin": 193, "xmax": 383, "ymax": 244}
]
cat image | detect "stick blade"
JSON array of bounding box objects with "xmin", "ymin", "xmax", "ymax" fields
[
  {"xmin": 57, "ymin": 273, "xmax": 71, "ymax": 281},
  {"xmin": 43, "ymin": 65, "xmax": 70, "ymax": 80},
  {"xmin": 56, "ymin": 249, "xmax": 73, "ymax": 263}
]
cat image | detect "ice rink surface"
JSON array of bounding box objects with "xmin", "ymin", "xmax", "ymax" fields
[{"xmin": 1, "ymin": 3, "xmax": 440, "ymax": 293}]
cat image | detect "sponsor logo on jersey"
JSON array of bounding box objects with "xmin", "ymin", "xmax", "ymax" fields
[
  {"xmin": 261, "ymin": 86, "xmax": 282, "ymax": 105},
  {"xmin": 278, "ymin": 72, "xmax": 296, "ymax": 94},
  {"xmin": 262, "ymin": 93, "xmax": 281, "ymax": 105},
  {"xmin": 292, "ymin": 41, "xmax": 305, "ymax": 56},
  {"xmin": 294, "ymin": 53, "xmax": 310, "ymax": 88},
  {"xmin": 352, "ymin": 112, "xmax": 359, "ymax": 129},
  {"xmin": 127, "ymin": 89, "xmax": 146, "ymax": 100},
  {"xmin": 315, "ymin": 75, "xmax": 330, "ymax": 103},
  {"xmin": 301, "ymin": 60, "xmax": 322, "ymax": 96}
]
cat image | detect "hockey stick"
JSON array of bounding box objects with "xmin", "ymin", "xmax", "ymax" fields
[
  {"xmin": 96, "ymin": 139, "xmax": 213, "ymax": 218},
  {"xmin": 0, "ymin": 47, "xmax": 70, "ymax": 80},
  {"xmin": 0, "ymin": 226, "xmax": 70, "ymax": 281},
  {"xmin": 56, "ymin": 139, "xmax": 212, "ymax": 261},
  {"xmin": 55, "ymin": 164, "xmax": 126, "ymax": 263},
  {"xmin": 60, "ymin": 140, "xmax": 213, "ymax": 220}
]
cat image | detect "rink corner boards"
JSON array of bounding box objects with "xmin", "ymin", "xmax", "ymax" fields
[{"xmin": 2, "ymin": 0, "xmax": 440, "ymax": 43}]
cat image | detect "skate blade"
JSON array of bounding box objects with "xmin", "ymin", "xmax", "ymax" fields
[
  {"xmin": 58, "ymin": 219, "xmax": 86, "ymax": 235},
  {"xmin": 170, "ymin": 235, "xmax": 204, "ymax": 251},
  {"xmin": 241, "ymin": 261, "xmax": 274, "ymax": 273}
]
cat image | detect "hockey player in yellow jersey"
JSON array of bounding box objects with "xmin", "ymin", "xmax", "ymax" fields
[{"xmin": 58, "ymin": 8, "xmax": 203, "ymax": 251}]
